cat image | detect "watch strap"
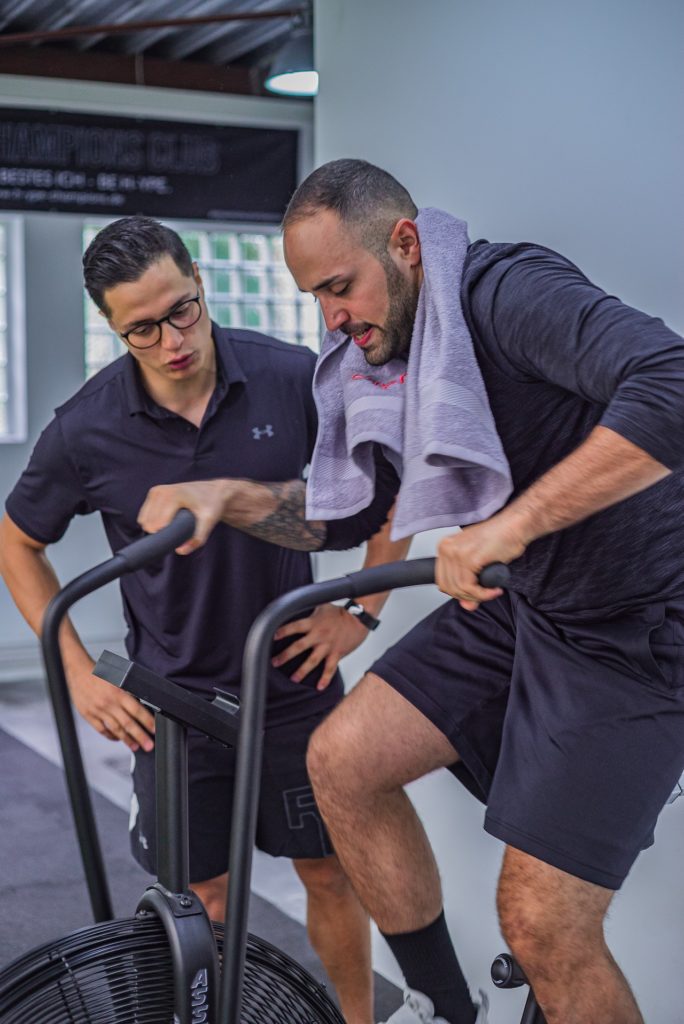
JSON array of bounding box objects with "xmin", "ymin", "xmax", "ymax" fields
[{"xmin": 344, "ymin": 599, "xmax": 380, "ymax": 631}]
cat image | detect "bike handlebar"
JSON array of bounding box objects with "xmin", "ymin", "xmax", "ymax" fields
[
  {"xmin": 115, "ymin": 508, "xmax": 196, "ymax": 571},
  {"xmin": 40, "ymin": 510, "xmax": 196, "ymax": 923}
]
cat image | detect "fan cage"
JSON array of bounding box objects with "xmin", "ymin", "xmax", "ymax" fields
[{"xmin": 0, "ymin": 915, "xmax": 344, "ymax": 1023}]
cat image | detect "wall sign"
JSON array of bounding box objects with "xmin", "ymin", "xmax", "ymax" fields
[{"xmin": 0, "ymin": 108, "xmax": 299, "ymax": 221}]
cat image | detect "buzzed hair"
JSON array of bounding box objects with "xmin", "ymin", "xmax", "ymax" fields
[
  {"xmin": 282, "ymin": 158, "xmax": 418, "ymax": 260},
  {"xmin": 83, "ymin": 215, "xmax": 194, "ymax": 316}
]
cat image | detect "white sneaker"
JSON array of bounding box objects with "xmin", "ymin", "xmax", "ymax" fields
[
  {"xmin": 474, "ymin": 990, "xmax": 489, "ymax": 1024},
  {"xmin": 378, "ymin": 987, "xmax": 489, "ymax": 1024}
]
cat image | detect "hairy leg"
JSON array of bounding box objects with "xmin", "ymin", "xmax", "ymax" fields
[
  {"xmin": 295, "ymin": 855, "xmax": 373, "ymax": 1024},
  {"xmin": 497, "ymin": 847, "xmax": 643, "ymax": 1024},
  {"xmin": 307, "ymin": 672, "xmax": 460, "ymax": 932},
  {"xmin": 191, "ymin": 860, "xmax": 372, "ymax": 1022}
]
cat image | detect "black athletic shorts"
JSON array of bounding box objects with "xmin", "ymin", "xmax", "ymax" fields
[
  {"xmin": 371, "ymin": 591, "xmax": 684, "ymax": 890},
  {"xmin": 130, "ymin": 710, "xmax": 334, "ymax": 883}
]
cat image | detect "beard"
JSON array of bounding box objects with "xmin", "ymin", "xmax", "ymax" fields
[
  {"xmin": 366, "ymin": 260, "xmax": 419, "ymax": 368},
  {"xmin": 361, "ymin": 260, "xmax": 420, "ymax": 366}
]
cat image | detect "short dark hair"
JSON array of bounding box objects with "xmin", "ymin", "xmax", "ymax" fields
[
  {"xmin": 282, "ymin": 158, "xmax": 418, "ymax": 260},
  {"xmin": 83, "ymin": 216, "xmax": 194, "ymax": 315}
]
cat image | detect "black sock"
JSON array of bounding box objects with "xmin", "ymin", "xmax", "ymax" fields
[{"xmin": 381, "ymin": 911, "xmax": 476, "ymax": 1024}]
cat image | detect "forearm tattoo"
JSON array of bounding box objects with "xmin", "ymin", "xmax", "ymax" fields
[{"xmin": 245, "ymin": 481, "xmax": 326, "ymax": 551}]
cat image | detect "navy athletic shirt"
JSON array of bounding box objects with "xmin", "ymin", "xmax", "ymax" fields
[
  {"xmin": 460, "ymin": 242, "xmax": 684, "ymax": 613},
  {"xmin": 6, "ymin": 325, "xmax": 396, "ymax": 726},
  {"xmin": 328, "ymin": 241, "xmax": 684, "ymax": 613}
]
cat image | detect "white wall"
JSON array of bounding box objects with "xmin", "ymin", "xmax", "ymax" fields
[
  {"xmin": 0, "ymin": 76, "xmax": 313, "ymax": 677},
  {"xmin": 313, "ymin": 1, "xmax": 684, "ymax": 1019}
]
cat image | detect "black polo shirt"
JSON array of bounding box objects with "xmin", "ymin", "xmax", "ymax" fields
[{"xmin": 7, "ymin": 325, "xmax": 395, "ymax": 725}]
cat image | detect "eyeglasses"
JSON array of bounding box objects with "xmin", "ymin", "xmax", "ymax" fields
[{"xmin": 120, "ymin": 292, "xmax": 203, "ymax": 349}]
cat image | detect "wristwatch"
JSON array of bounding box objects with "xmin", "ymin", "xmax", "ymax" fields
[{"xmin": 344, "ymin": 600, "xmax": 380, "ymax": 631}]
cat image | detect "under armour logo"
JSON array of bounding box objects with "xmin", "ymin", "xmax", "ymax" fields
[{"xmin": 252, "ymin": 424, "xmax": 274, "ymax": 440}]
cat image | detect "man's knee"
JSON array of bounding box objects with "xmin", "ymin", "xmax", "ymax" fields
[
  {"xmin": 306, "ymin": 682, "xmax": 375, "ymax": 798},
  {"xmin": 497, "ymin": 879, "xmax": 558, "ymax": 968},
  {"xmin": 497, "ymin": 848, "xmax": 610, "ymax": 970},
  {"xmin": 294, "ymin": 855, "xmax": 355, "ymax": 901},
  {"xmin": 306, "ymin": 710, "xmax": 344, "ymax": 790}
]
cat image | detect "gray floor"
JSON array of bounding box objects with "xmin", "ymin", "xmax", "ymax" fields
[{"xmin": 0, "ymin": 676, "xmax": 401, "ymax": 1020}]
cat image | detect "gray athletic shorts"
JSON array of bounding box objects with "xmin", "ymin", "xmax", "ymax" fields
[{"xmin": 371, "ymin": 591, "xmax": 684, "ymax": 889}]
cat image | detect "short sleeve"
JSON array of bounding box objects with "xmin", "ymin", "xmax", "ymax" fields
[
  {"xmin": 5, "ymin": 417, "xmax": 94, "ymax": 544},
  {"xmin": 299, "ymin": 348, "xmax": 319, "ymax": 462}
]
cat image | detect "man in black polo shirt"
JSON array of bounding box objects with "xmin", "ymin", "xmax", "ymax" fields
[
  {"xmin": 138, "ymin": 160, "xmax": 684, "ymax": 1024},
  {"xmin": 0, "ymin": 215, "xmax": 408, "ymax": 1024}
]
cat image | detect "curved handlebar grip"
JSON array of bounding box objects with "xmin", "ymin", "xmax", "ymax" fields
[
  {"xmin": 117, "ymin": 508, "xmax": 196, "ymax": 572},
  {"xmin": 478, "ymin": 562, "xmax": 511, "ymax": 589}
]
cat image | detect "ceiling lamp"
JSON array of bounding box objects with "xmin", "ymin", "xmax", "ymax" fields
[{"xmin": 265, "ymin": 25, "xmax": 318, "ymax": 97}]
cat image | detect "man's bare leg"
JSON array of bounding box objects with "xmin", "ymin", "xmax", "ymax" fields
[
  {"xmin": 294, "ymin": 855, "xmax": 373, "ymax": 1024},
  {"xmin": 191, "ymin": 871, "xmax": 228, "ymax": 923},
  {"xmin": 306, "ymin": 673, "xmax": 480, "ymax": 1023},
  {"xmin": 306, "ymin": 673, "xmax": 459, "ymax": 931},
  {"xmin": 497, "ymin": 847, "xmax": 643, "ymax": 1024},
  {"xmin": 191, "ymin": 861, "xmax": 373, "ymax": 1024}
]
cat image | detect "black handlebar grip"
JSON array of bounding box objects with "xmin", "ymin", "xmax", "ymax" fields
[
  {"xmin": 117, "ymin": 508, "xmax": 196, "ymax": 572},
  {"xmin": 478, "ymin": 562, "xmax": 511, "ymax": 589},
  {"xmin": 491, "ymin": 953, "xmax": 528, "ymax": 988}
]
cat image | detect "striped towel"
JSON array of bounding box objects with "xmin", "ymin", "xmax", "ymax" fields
[{"xmin": 306, "ymin": 207, "xmax": 512, "ymax": 540}]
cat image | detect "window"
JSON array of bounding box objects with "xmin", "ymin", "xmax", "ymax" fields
[
  {"xmin": 83, "ymin": 222, "xmax": 319, "ymax": 379},
  {"xmin": 0, "ymin": 216, "xmax": 27, "ymax": 442}
]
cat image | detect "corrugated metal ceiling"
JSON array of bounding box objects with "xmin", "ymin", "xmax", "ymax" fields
[{"xmin": 0, "ymin": 1, "xmax": 310, "ymax": 96}]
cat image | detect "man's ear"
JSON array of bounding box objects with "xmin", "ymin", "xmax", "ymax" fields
[
  {"xmin": 388, "ymin": 218, "xmax": 421, "ymax": 268},
  {"xmin": 193, "ymin": 260, "xmax": 203, "ymax": 289}
]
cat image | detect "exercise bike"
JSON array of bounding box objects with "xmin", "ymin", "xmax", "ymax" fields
[
  {"xmin": 0, "ymin": 510, "xmax": 543, "ymax": 1023},
  {"xmin": 0, "ymin": 509, "xmax": 344, "ymax": 1024},
  {"xmin": 223, "ymin": 554, "xmax": 547, "ymax": 1024}
]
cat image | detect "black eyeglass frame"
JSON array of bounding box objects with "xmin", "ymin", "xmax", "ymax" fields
[{"xmin": 119, "ymin": 292, "xmax": 203, "ymax": 349}]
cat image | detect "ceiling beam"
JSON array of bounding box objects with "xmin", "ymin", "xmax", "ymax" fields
[{"xmin": 0, "ymin": 44, "xmax": 264, "ymax": 95}]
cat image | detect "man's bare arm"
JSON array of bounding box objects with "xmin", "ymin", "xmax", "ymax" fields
[
  {"xmin": 436, "ymin": 426, "xmax": 671, "ymax": 607},
  {"xmin": 0, "ymin": 514, "xmax": 156, "ymax": 750},
  {"xmin": 272, "ymin": 504, "xmax": 412, "ymax": 689},
  {"xmin": 137, "ymin": 478, "xmax": 327, "ymax": 553},
  {"xmin": 500, "ymin": 425, "xmax": 670, "ymax": 546},
  {"xmin": 232, "ymin": 480, "xmax": 327, "ymax": 549}
]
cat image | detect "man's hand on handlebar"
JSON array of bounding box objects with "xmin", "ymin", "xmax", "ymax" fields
[
  {"xmin": 437, "ymin": 516, "xmax": 526, "ymax": 610},
  {"xmin": 272, "ymin": 604, "xmax": 370, "ymax": 691},
  {"xmin": 138, "ymin": 481, "xmax": 229, "ymax": 555},
  {"xmin": 69, "ymin": 662, "xmax": 156, "ymax": 753}
]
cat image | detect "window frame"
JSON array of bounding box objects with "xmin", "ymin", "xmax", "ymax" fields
[
  {"xmin": 0, "ymin": 214, "xmax": 27, "ymax": 443},
  {"xmin": 83, "ymin": 217, "xmax": 320, "ymax": 380}
]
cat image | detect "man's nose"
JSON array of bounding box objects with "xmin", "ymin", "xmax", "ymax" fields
[
  {"xmin": 319, "ymin": 298, "xmax": 348, "ymax": 332},
  {"xmin": 159, "ymin": 320, "xmax": 184, "ymax": 348}
]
